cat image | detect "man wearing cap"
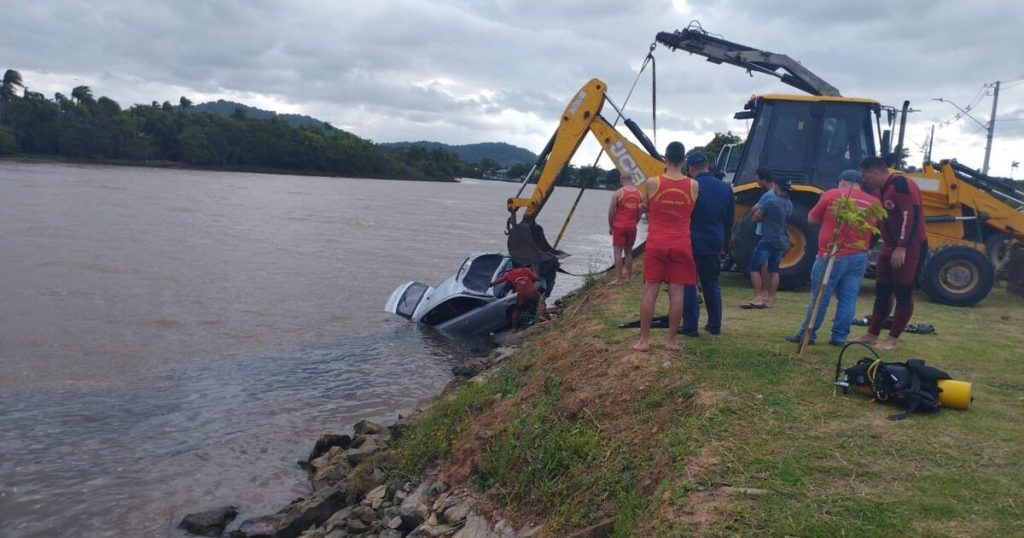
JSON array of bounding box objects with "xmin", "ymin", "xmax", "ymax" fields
[
  {"xmin": 745, "ymin": 168, "xmax": 775, "ymax": 306},
  {"xmin": 786, "ymin": 170, "xmax": 877, "ymax": 346},
  {"xmin": 744, "ymin": 177, "xmax": 793, "ymax": 308},
  {"xmin": 681, "ymin": 150, "xmax": 734, "ymax": 336}
]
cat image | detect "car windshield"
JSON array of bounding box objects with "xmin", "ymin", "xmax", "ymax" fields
[{"xmin": 461, "ymin": 254, "xmax": 504, "ymax": 293}]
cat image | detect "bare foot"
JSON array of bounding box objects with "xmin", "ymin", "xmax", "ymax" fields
[
  {"xmin": 853, "ymin": 333, "xmax": 879, "ymax": 345},
  {"xmin": 875, "ymin": 336, "xmax": 899, "ymax": 350},
  {"xmin": 632, "ymin": 339, "xmax": 650, "ymax": 352},
  {"xmin": 610, "ymin": 279, "xmax": 622, "ymax": 286},
  {"xmin": 663, "ymin": 338, "xmax": 680, "ymax": 351}
]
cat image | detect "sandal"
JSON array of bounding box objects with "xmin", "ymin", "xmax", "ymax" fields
[{"xmin": 740, "ymin": 302, "xmax": 767, "ymax": 309}]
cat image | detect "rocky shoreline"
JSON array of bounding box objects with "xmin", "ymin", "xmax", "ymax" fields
[{"xmin": 179, "ymin": 339, "xmax": 533, "ymax": 538}]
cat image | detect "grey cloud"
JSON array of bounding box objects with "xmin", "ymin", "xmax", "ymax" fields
[{"xmin": 2, "ymin": 0, "xmax": 1021, "ymax": 173}]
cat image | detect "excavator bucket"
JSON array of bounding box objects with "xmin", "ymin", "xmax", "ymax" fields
[{"xmin": 507, "ymin": 221, "xmax": 568, "ymax": 266}]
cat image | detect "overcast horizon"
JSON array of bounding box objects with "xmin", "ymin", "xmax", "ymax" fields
[{"xmin": 4, "ymin": 0, "xmax": 1022, "ymax": 177}]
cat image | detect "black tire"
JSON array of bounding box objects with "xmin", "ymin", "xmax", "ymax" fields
[
  {"xmin": 984, "ymin": 232, "xmax": 1011, "ymax": 277},
  {"xmin": 778, "ymin": 204, "xmax": 819, "ymax": 290},
  {"xmin": 730, "ymin": 204, "xmax": 819, "ymax": 290},
  {"xmin": 729, "ymin": 211, "xmax": 758, "ymax": 277},
  {"xmin": 918, "ymin": 244, "xmax": 995, "ymax": 307}
]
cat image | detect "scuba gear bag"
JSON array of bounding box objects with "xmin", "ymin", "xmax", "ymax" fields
[{"xmin": 834, "ymin": 343, "xmax": 955, "ymax": 421}]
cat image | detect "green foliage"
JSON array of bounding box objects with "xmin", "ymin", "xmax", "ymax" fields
[
  {"xmin": 827, "ymin": 194, "xmax": 887, "ymax": 251},
  {"xmin": 0, "ymin": 125, "xmax": 19, "ymax": 154},
  {"xmin": 691, "ymin": 131, "xmax": 742, "ymax": 164},
  {"xmin": 0, "ymin": 69, "xmax": 465, "ymax": 180},
  {"xmin": 386, "ymin": 358, "xmax": 530, "ymax": 478}
]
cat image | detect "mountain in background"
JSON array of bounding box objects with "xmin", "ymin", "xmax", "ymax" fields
[
  {"xmin": 369, "ymin": 141, "xmax": 538, "ymax": 168},
  {"xmin": 190, "ymin": 100, "xmax": 332, "ymax": 130},
  {"xmin": 189, "ymin": 102, "xmax": 537, "ymax": 167}
]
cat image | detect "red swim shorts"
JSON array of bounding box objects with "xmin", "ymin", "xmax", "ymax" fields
[
  {"xmin": 643, "ymin": 247, "xmax": 697, "ymax": 285},
  {"xmin": 612, "ymin": 226, "xmax": 637, "ymax": 248}
]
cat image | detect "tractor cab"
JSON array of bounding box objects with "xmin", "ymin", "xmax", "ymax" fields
[{"xmin": 731, "ymin": 94, "xmax": 884, "ymax": 196}]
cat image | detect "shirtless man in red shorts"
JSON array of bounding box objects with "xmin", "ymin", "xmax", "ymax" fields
[{"xmin": 633, "ymin": 141, "xmax": 699, "ymax": 352}]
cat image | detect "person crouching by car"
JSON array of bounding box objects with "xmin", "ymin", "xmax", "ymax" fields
[{"xmin": 490, "ymin": 263, "xmax": 546, "ymax": 331}]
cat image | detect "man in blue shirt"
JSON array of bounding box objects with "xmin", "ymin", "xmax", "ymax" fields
[
  {"xmin": 744, "ymin": 177, "xmax": 793, "ymax": 308},
  {"xmin": 681, "ymin": 151, "xmax": 735, "ymax": 336}
]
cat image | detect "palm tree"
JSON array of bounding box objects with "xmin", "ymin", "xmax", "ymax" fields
[
  {"xmin": 1, "ymin": 69, "xmax": 24, "ymax": 125},
  {"xmin": 71, "ymin": 85, "xmax": 94, "ymax": 105}
]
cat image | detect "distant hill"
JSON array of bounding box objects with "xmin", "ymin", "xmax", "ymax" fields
[
  {"xmin": 189, "ymin": 100, "xmax": 332, "ymax": 130},
  {"xmin": 380, "ymin": 141, "xmax": 537, "ymax": 167},
  {"xmin": 187, "ymin": 103, "xmax": 536, "ymax": 167}
]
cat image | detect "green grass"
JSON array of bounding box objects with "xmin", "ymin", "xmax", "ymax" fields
[{"xmin": 383, "ymin": 269, "xmax": 1024, "ymax": 536}]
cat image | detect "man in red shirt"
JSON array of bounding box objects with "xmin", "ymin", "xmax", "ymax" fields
[
  {"xmin": 785, "ymin": 170, "xmax": 878, "ymax": 346},
  {"xmin": 854, "ymin": 157, "xmax": 928, "ymax": 350},
  {"xmin": 490, "ymin": 263, "xmax": 546, "ymax": 331},
  {"xmin": 608, "ymin": 172, "xmax": 643, "ymax": 285},
  {"xmin": 633, "ymin": 141, "xmax": 699, "ymax": 352}
]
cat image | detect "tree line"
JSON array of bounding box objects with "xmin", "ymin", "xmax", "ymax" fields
[
  {"xmin": 0, "ymin": 69, "xmax": 470, "ymax": 181},
  {"xmin": 0, "ymin": 69, "xmax": 743, "ymax": 184}
]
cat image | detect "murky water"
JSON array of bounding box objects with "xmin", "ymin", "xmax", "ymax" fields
[{"xmin": 0, "ymin": 162, "xmax": 620, "ymax": 537}]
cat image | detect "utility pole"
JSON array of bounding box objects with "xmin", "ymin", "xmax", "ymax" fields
[
  {"xmin": 926, "ymin": 124, "xmax": 935, "ymax": 162},
  {"xmin": 982, "ymin": 80, "xmax": 1000, "ymax": 176}
]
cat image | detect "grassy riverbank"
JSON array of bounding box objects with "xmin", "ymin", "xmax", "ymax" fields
[{"xmin": 381, "ymin": 270, "xmax": 1024, "ymax": 536}]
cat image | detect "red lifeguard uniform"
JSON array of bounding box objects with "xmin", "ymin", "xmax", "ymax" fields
[
  {"xmin": 644, "ymin": 175, "xmax": 698, "ymax": 285},
  {"xmin": 611, "ymin": 187, "xmax": 642, "ymax": 248}
]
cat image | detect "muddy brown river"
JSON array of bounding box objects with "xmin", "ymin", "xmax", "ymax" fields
[{"xmin": 0, "ymin": 161, "xmax": 622, "ymax": 537}]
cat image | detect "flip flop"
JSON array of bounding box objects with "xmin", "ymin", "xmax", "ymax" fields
[{"xmin": 740, "ymin": 302, "xmax": 767, "ymax": 309}]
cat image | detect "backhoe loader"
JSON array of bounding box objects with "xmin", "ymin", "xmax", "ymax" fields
[
  {"xmin": 505, "ymin": 78, "xmax": 668, "ymax": 266},
  {"xmin": 654, "ymin": 24, "xmax": 1024, "ymax": 306}
]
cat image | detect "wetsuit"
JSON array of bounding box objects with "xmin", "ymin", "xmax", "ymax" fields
[
  {"xmin": 870, "ymin": 173, "xmax": 928, "ymax": 338},
  {"xmin": 644, "ymin": 175, "xmax": 698, "ymax": 285}
]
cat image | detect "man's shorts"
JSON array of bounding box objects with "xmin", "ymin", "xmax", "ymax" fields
[
  {"xmin": 748, "ymin": 240, "xmax": 784, "ymax": 273},
  {"xmin": 644, "ymin": 247, "xmax": 697, "ymax": 285},
  {"xmin": 612, "ymin": 226, "xmax": 637, "ymax": 248}
]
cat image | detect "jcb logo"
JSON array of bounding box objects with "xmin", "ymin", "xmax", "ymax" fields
[{"xmin": 610, "ymin": 141, "xmax": 644, "ymax": 186}]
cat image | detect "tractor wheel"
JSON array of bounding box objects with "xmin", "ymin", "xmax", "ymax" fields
[
  {"xmin": 778, "ymin": 204, "xmax": 819, "ymax": 290},
  {"xmin": 729, "ymin": 211, "xmax": 758, "ymax": 278},
  {"xmin": 729, "ymin": 204, "xmax": 819, "ymax": 290},
  {"xmin": 918, "ymin": 244, "xmax": 995, "ymax": 307},
  {"xmin": 984, "ymin": 232, "xmax": 1012, "ymax": 277}
]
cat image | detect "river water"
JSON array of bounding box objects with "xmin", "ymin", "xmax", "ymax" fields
[{"xmin": 0, "ymin": 161, "xmax": 619, "ymax": 537}]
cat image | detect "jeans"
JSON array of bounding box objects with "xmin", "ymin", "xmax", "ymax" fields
[
  {"xmin": 682, "ymin": 254, "xmax": 722, "ymax": 332},
  {"xmin": 795, "ymin": 252, "xmax": 868, "ymax": 343}
]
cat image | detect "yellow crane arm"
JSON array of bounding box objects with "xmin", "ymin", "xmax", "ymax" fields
[{"xmin": 505, "ymin": 78, "xmax": 666, "ymax": 265}]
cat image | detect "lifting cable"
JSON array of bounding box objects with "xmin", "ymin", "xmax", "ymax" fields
[{"xmin": 551, "ymin": 42, "xmax": 660, "ymax": 251}]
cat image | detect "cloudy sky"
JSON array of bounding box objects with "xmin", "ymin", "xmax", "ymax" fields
[{"xmin": 4, "ymin": 0, "xmax": 1022, "ymax": 176}]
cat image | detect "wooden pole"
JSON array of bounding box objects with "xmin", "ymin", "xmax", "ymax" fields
[{"xmin": 797, "ymin": 243, "xmax": 839, "ymax": 356}]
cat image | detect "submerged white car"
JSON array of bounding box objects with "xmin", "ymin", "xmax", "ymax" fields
[{"xmin": 386, "ymin": 252, "xmax": 547, "ymax": 336}]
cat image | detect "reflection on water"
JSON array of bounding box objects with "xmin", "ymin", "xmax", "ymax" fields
[{"xmin": 0, "ymin": 162, "xmax": 622, "ymax": 536}]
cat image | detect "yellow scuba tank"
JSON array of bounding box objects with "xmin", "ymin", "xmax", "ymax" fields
[{"xmin": 937, "ymin": 379, "xmax": 972, "ymax": 410}]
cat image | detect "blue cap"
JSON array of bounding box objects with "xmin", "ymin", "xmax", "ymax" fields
[
  {"xmin": 838, "ymin": 169, "xmax": 863, "ymax": 184},
  {"xmin": 686, "ymin": 151, "xmax": 708, "ymax": 167}
]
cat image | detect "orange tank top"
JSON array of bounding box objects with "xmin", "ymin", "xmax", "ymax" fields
[
  {"xmin": 612, "ymin": 187, "xmax": 642, "ymax": 229},
  {"xmin": 646, "ymin": 175, "xmax": 697, "ymax": 250}
]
